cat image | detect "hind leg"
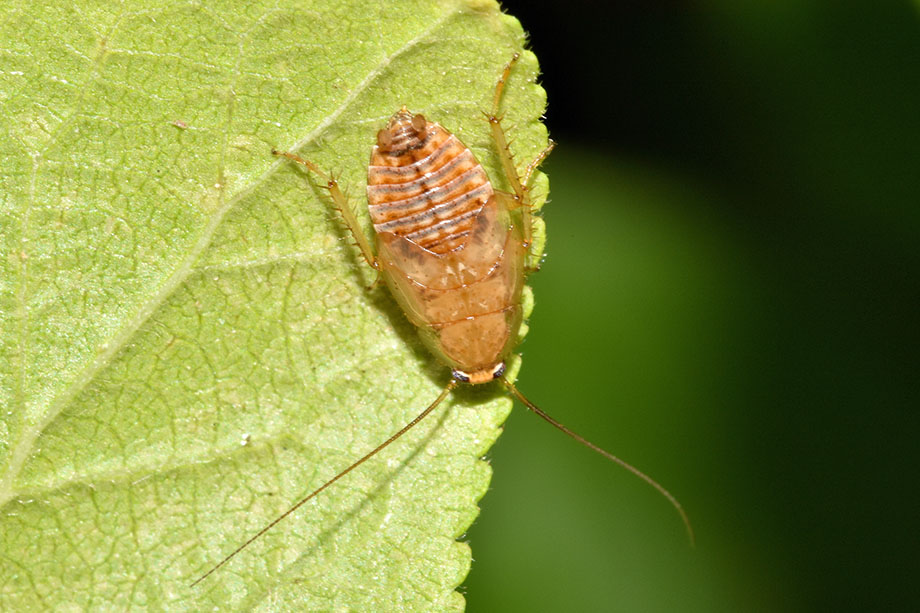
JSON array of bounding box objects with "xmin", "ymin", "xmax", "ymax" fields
[
  {"xmin": 272, "ymin": 149, "xmax": 379, "ymax": 271},
  {"xmin": 486, "ymin": 53, "xmax": 554, "ymax": 248}
]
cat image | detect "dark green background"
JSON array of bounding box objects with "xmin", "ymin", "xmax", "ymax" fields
[{"xmin": 464, "ymin": 2, "xmax": 919, "ymax": 611}]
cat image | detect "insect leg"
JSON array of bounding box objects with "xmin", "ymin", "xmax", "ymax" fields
[
  {"xmin": 272, "ymin": 149, "xmax": 379, "ymax": 270},
  {"xmin": 487, "ymin": 54, "xmax": 553, "ymax": 248},
  {"xmin": 488, "ymin": 54, "xmax": 525, "ymax": 199},
  {"xmin": 521, "ymin": 140, "xmax": 556, "ymax": 194}
]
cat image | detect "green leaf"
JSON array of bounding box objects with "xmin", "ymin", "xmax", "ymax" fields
[{"xmin": 0, "ymin": 0, "xmax": 548, "ymax": 609}]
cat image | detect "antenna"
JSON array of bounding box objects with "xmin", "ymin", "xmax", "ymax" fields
[
  {"xmin": 190, "ymin": 380, "xmax": 457, "ymax": 587},
  {"xmin": 501, "ymin": 379, "xmax": 695, "ymax": 546}
]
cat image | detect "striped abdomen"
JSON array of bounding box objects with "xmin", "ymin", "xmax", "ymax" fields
[{"xmin": 366, "ymin": 108, "xmax": 494, "ymax": 254}]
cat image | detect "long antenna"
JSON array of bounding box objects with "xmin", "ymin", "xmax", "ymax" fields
[
  {"xmin": 191, "ymin": 380, "xmax": 458, "ymax": 587},
  {"xmin": 502, "ymin": 379, "xmax": 695, "ymax": 546}
]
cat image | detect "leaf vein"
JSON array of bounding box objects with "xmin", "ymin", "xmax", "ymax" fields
[{"xmin": 0, "ymin": 5, "xmax": 457, "ymax": 509}]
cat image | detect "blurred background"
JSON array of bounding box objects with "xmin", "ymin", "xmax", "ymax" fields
[{"xmin": 463, "ymin": 1, "xmax": 919, "ymax": 611}]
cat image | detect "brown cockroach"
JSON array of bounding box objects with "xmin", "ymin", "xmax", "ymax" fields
[{"xmin": 192, "ymin": 53, "xmax": 692, "ymax": 587}]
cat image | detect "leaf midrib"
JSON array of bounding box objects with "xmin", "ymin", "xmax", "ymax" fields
[{"xmin": 0, "ymin": 6, "xmax": 461, "ymax": 508}]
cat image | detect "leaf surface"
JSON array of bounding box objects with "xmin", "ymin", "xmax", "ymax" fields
[{"xmin": 0, "ymin": 0, "xmax": 548, "ymax": 609}]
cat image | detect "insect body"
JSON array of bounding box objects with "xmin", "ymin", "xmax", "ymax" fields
[
  {"xmin": 368, "ymin": 107, "xmax": 526, "ymax": 384},
  {"xmin": 192, "ymin": 53, "xmax": 690, "ymax": 587}
]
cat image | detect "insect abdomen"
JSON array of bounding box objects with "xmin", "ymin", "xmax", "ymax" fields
[{"xmin": 367, "ymin": 109, "xmax": 494, "ymax": 255}]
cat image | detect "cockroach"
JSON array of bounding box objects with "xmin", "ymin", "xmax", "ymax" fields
[{"xmin": 192, "ymin": 53, "xmax": 692, "ymax": 587}]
